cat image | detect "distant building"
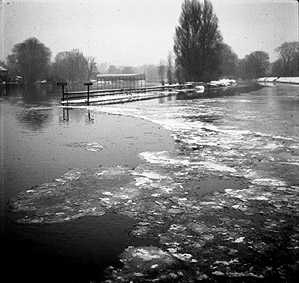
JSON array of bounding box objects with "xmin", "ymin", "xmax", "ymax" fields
[{"xmin": 96, "ymin": 73, "xmax": 146, "ymax": 89}]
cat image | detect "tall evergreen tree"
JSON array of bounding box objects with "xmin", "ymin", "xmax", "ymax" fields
[
  {"xmin": 158, "ymin": 60, "xmax": 166, "ymax": 84},
  {"xmin": 174, "ymin": 0, "xmax": 222, "ymax": 82}
]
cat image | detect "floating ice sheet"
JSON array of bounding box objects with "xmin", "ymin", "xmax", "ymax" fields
[
  {"xmin": 66, "ymin": 141, "xmax": 104, "ymax": 152},
  {"xmin": 97, "ymin": 100, "xmax": 299, "ymax": 282},
  {"xmin": 139, "ymin": 151, "xmax": 190, "ymax": 166}
]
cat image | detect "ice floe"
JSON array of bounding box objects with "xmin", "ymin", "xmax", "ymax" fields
[
  {"xmin": 66, "ymin": 141, "xmax": 104, "ymax": 152},
  {"xmin": 139, "ymin": 151, "xmax": 190, "ymax": 166}
]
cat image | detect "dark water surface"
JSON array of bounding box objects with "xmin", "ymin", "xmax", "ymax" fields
[
  {"xmin": 1, "ymin": 83, "xmax": 299, "ymax": 282},
  {"xmin": 1, "ymin": 91, "xmax": 174, "ymax": 282}
]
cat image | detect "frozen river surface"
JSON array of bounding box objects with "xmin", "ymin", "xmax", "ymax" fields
[{"xmin": 2, "ymin": 84, "xmax": 299, "ymax": 282}]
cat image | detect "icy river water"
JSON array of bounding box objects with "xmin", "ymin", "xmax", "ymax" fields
[{"xmin": 1, "ymin": 83, "xmax": 299, "ymax": 282}]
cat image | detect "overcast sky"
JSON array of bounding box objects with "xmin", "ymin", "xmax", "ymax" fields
[{"xmin": 0, "ymin": 0, "xmax": 297, "ymax": 66}]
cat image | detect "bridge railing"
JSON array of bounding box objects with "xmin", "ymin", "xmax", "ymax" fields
[{"xmin": 57, "ymin": 82, "xmax": 183, "ymax": 105}]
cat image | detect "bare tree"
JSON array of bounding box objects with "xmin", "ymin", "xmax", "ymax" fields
[
  {"xmin": 107, "ymin": 65, "xmax": 121, "ymax": 74},
  {"xmin": 53, "ymin": 49, "xmax": 88, "ymax": 85},
  {"xmin": 87, "ymin": 56, "xmax": 98, "ymax": 80},
  {"xmin": 97, "ymin": 62, "xmax": 109, "ymax": 74},
  {"xmin": 122, "ymin": 66, "xmax": 135, "ymax": 74},
  {"xmin": 274, "ymin": 42, "xmax": 299, "ymax": 76},
  {"xmin": 238, "ymin": 51, "xmax": 269, "ymax": 79},
  {"xmin": 158, "ymin": 60, "xmax": 166, "ymax": 85},
  {"xmin": 8, "ymin": 37, "xmax": 51, "ymax": 85},
  {"xmin": 167, "ymin": 52, "xmax": 174, "ymax": 84}
]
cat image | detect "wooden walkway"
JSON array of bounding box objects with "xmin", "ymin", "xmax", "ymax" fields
[{"xmin": 60, "ymin": 84, "xmax": 183, "ymax": 106}]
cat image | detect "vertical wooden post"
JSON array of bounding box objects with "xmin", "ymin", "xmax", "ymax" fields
[
  {"xmin": 84, "ymin": 81, "xmax": 93, "ymax": 105},
  {"xmin": 4, "ymin": 80, "xmax": 8, "ymax": 95},
  {"xmin": 62, "ymin": 85, "xmax": 65, "ymax": 101}
]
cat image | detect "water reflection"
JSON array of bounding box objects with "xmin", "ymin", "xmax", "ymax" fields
[
  {"xmin": 15, "ymin": 107, "xmax": 53, "ymax": 131},
  {"xmin": 167, "ymin": 95, "xmax": 173, "ymax": 101},
  {"xmin": 22, "ymin": 85, "xmax": 53, "ymax": 104},
  {"xmin": 1, "ymin": 83, "xmax": 61, "ymax": 107},
  {"xmin": 86, "ymin": 109, "xmax": 94, "ymax": 123},
  {"xmin": 62, "ymin": 107, "xmax": 69, "ymax": 122},
  {"xmin": 158, "ymin": 96, "xmax": 166, "ymax": 104},
  {"xmin": 59, "ymin": 108, "xmax": 95, "ymax": 123}
]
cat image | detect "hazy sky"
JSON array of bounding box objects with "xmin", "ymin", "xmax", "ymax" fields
[{"xmin": 0, "ymin": 0, "xmax": 297, "ymax": 66}]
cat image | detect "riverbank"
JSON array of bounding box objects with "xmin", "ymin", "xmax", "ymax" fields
[{"xmin": 258, "ymin": 77, "xmax": 299, "ymax": 84}]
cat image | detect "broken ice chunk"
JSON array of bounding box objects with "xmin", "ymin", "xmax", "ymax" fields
[{"xmin": 234, "ymin": 237, "xmax": 245, "ymax": 243}]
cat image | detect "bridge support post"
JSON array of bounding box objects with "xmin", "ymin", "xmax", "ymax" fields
[{"xmin": 84, "ymin": 81, "xmax": 93, "ymax": 105}]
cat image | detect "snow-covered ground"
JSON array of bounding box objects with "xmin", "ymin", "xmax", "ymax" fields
[
  {"xmin": 208, "ymin": 78, "xmax": 237, "ymax": 87},
  {"xmin": 258, "ymin": 77, "xmax": 299, "ymax": 84},
  {"xmin": 257, "ymin": 77, "xmax": 278, "ymax": 82},
  {"xmin": 277, "ymin": 77, "xmax": 299, "ymax": 84}
]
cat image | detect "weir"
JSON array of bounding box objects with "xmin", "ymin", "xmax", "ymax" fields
[{"xmin": 58, "ymin": 73, "xmax": 184, "ymax": 106}]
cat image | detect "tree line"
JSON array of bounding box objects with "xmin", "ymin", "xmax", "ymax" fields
[
  {"xmin": 1, "ymin": 37, "xmax": 172, "ymax": 87},
  {"xmin": 173, "ymin": 0, "xmax": 299, "ymax": 82},
  {"xmin": 1, "ymin": 0, "xmax": 299, "ymax": 88},
  {"xmin": 3, "ymin": 38, "xmax": 99, "ymax": 87}
]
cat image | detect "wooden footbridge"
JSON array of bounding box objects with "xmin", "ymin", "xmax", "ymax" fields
[{"xmin": 58, "ymin": 73, "xmax": 184, "ymax": 106}]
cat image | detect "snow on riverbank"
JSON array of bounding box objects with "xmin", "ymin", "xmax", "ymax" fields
[
  {"xmin": 277, "ymin": 77, "xmax": 299, "ymax": 84},
  {"xmin": 258, "ymin": 77, "xmax": 299, "ymax": 84}
]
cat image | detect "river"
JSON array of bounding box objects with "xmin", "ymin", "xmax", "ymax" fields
[{"xmin": 1, "ymin": 83, "xmax": 299, "ymax": 282}]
